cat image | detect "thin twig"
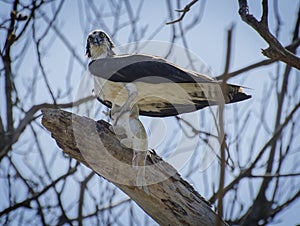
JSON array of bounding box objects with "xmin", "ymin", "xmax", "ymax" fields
[
  {"xmin": 0, "ymin": 96, "xmax": 95, "ymax": 161},
  {"xmin": 0, "ymin": 167, "xmax": 77, "ymax": 216},
  {"xmin": 166, "ymin": 0, "xmax": 199, "ymax": 25},
  {"xmin": 249, "ymin": 172, "xmax": 300, "ymax": 178},
  {"xmin": 216, "ymin": 38, "xmax": 300, "ymax": 80}
]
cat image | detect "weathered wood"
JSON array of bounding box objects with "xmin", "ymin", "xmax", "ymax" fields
[{"xmin": 41, "ymin": 109, "xmax": 227, "ymax": 226}]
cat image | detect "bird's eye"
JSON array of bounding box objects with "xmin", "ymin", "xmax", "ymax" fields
[{"xmin": 100, "ymin": 32, "xmax": 105, "ymax": 38}]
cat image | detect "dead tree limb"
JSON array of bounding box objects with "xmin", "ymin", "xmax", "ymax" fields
[
  {"xmin": 238, "ymin": 0, "xmax": 300, "ymax": 70},
  {"xmin": 41, "ymin": 109, "xmax": 227, "ymax": 226}
]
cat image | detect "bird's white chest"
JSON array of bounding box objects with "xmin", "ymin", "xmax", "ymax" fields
[{"xmin": 93, "ymin": 77, "xmax": 222, "ymax": 113}]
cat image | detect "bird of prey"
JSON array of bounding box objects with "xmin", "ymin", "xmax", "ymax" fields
[
  {"xmin": 86, "ymin": 30, "xmax": 251, "ymax": 117},
  {"xmin": 86, "ymin": 30, "xmax": 251, "ymax": 189}
]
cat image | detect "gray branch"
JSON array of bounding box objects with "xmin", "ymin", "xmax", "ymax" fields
[{"xmin": 41, "ymin": 109, "xmax": 228, "ymax": 226}]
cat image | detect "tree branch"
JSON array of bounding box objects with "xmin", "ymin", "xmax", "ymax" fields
[
  {"xmin": 166, "ymin": 0, "xmax": 199, "ymax": 25},
  {"xmin": 216, "ymin": 38, "xmax": 300, "ymax": 80},
  {"xmin": 0, "ymin": 96, "xmax": 95, "ymax": 161},
  {"xmin": 238, "ymin": 0, "xmax": 300, "ymax": 70},
  {"xmin": 209, "ymin": 100, "xmax": 300, "ymax": 204},
  {"xmin": 0, "ymin": 166, "xmax": 77, "ymax": 216},
  {"xmin": 41, "ymin": 109, "xmax": 228, "ymax": 226}
]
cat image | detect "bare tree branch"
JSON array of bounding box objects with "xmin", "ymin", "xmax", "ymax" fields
[
  {"xmin": 0, "ymin": 96, "xmax": 95, "ymax": 161},
  {"xmin": 238, "ymin": 0, "xmax": 300, "ymax": 70},
  {"xmin": 216, "ymin": 38, "xmax": 300, "ymax": 80},
  {"xmin": 41, "ymin": 109, "xmax": 228, "ymax": 226},
  {"xmin": 209, "ymin": 100, "xmax": 300, "ymax": 204},
  {"xmin": 78, "ymin": 171, "xmax": 95, "ymax": 226},
  {"xmin": 216, "ymin": 25, "xmax": 235, "ymax": 226},
  {"xmin": 0, "ymin": 166, "xmax": 77, "ymax": 216},
  {"xmin": 166, "ymin": 0, "xmax": 199, "ymax": 25},
  {"xmin": 249, "ymin": 172, "xmax": 300, "ymax": 178}
]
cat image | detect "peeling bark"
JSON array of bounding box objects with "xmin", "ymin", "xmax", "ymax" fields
[{"xmin": 41, "ymin": 109, "xmax": 227, "ymax": 226}]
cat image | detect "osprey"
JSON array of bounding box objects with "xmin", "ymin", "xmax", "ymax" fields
[
  {"xmin": 86, "ymin": 30, "xmax": 251, "ymax": 117},
  {"xmin": 86, "ymin": 30, "xmax": 251, "ymax": 189}
]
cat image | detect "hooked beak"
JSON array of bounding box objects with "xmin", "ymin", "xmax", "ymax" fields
[{"xmin": 91, "ymin": 35, "xmax": 103, "ymax": 46}]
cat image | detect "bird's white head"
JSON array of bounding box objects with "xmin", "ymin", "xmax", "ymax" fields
[{"xmin": 86, "ymin": 30, "xmax": 115, "ymax": 59}]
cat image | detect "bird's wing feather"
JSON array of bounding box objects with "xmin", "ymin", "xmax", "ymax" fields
[{"xmin": 88, "ymin": 54, "xmax": 214, "ymax": 84}]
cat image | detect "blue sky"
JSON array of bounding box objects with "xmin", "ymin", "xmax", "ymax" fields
[{"xmin": 1, "ymin": 0, "xmax": 300, "ymax": 225}]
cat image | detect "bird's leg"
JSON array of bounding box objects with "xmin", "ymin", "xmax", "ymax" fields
[
  {"xmin": 110, "ymin": 83, "xmax": 149, "ymax": 192},
  {"xmin": 128, "ymin": 104, "xmax": 149, "ymax": 193},
  {"xmin": 109, "ymin": 104, "xmax": 127, "ymax": 139},
  {"xmin": 114, "ymin": 83, "xmax": 138, "ymax": 123},
  {"xmin": 110, "ymin": 83, "xmax": 139, "ymax": 146}
]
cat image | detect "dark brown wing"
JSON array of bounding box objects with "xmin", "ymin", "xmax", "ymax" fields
[{"xmin": 89, "ymin": 54, "xmax": 214, "ymax": 83}]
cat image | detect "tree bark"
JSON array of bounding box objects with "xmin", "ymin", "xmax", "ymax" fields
[{"xmin": 41, "ymin": 109, "xmax": 227, "ymax": 226}]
